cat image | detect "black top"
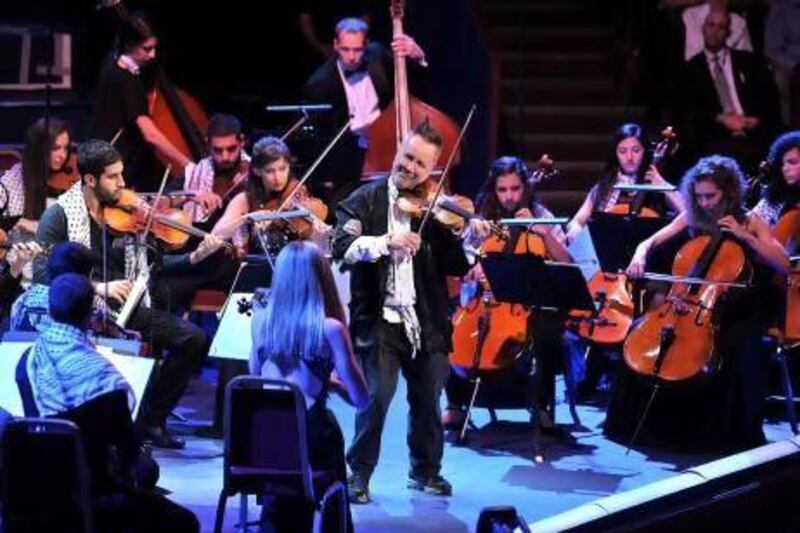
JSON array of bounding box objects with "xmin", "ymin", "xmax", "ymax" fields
[
  {"xmin": 89, "ymin": 57, "xmax": 161, "ymax": 192},
  {"xmin": 32, "ymin": 202, "xmax": 190, "ymax": 286},
  {"xmin": 331, "ymin": 177, "xmax": 470, "ymax": 355}
]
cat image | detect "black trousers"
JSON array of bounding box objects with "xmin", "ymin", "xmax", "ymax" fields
[
  {"xmin": 346, "ymin": 321, "xmax": 450, "ymax": 479},
  {"xmin": 127, "ymin": 305, "xmax": 207, "ymax": 427}
]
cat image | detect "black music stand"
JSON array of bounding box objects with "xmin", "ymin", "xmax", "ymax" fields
[
  {"xmin": 587, "ymin": 212, "xmax": 666, "ymax": 273},
  {"xmin": 480, "ymin": 253, "xmax": 594, "ymax": 461}
]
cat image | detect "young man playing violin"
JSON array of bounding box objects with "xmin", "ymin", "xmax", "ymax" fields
[
  {"xmin": 331, "ymin": 121, "xmax": 492, "ymax": 503},
  {"xmin": 212, "ymin": 136, "xmax": 330, "ymax": 259},
  {"xmin": 606, "ymin": 155, "xmax": 788, "ymax": 452},
  {"xmin": 32, "ymin": 139, "xmax": 223, "ymax": 449},
  {"xmin": 178, "ymin": 113, "xmax": 251, "ymax": 231},
  {"xmin": 89, "ymin": 10, "xmax": 193, "ymax": 192}
]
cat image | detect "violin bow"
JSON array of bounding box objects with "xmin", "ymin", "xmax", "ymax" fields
[
  {"xmin": 417, "ymin": 104, "xmax": 476, "ymax": 235},
  {"xmin": 275, "ymin": 119, "xmax": 351, "ymax": 214}
]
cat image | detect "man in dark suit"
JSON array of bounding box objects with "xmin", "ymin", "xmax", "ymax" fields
[
  {"xmin": 303, "ymin": 17, "xmax": 426, "ymax": 204},
  {"xmin": 678, "ymin": 8, "xmax": 781, "ymax": 171}
]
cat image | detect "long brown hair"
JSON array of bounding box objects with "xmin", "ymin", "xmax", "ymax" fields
[{"xmin": 22, "ymin": 117, "xmax": 69, "ymax": 219}]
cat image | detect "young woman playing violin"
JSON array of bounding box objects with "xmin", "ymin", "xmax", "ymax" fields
[
  {"xmin": 565, "ymin": 123, "xmax": 684, "ymax": 243},
  {"xmin": 212, "ymin": 136, "xmax": 330, "ymax": 258},
  {"xmin": 604, "ymin": 155, "xmax": 788, "ymax": 452},
  {"xmin": 0, "ymin": 117, "xmax": 78, "ymax": 237}
]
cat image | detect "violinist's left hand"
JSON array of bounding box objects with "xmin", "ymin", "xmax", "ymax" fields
[
  {"xmin": 392, "ymin": 34, "xmax": 426, "ymax": 64},
  {"xmin": 514, "ymin": 208, "xmax": 534, "ymax": 219},
  {"xmin": 190, "ymin": 234, "xmax": 225, "ymax": 264},
  {"xmin": 718, "ymin": 215, "xmax": 750, "ymax": 241}
]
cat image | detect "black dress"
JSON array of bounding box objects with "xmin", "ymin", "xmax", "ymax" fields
[{"xmin": 604, "ymin": 236, "xmax": 774, "ymax": 453}]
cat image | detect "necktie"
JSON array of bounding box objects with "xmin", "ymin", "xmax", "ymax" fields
[{"xmin": 712, "ymin": 53, "xmax": 736, "ymax": 113}]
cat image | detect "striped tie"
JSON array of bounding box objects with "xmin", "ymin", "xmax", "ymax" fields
[{"xmin": 712, "ymin": 53, "xmax": 736, "ymax": 113}]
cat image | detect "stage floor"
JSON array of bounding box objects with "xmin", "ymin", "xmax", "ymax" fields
[{"xmin": 155, "ymin": 368, "xmax": 795, "ymax": 532}]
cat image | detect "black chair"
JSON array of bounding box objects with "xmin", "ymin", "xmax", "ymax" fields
[
  {"xmin": 14, "ymin": 347, "xmax": 39, "ymax": 417},
  {"xmin": 1, "ymin": 417, "xmax": 94, "ymax": 533},
  {"xmin": 213, "ymin": 376, "xmax": 346, "ymax": 533}
]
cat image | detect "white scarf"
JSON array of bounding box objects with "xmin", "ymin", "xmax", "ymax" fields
[
  {"xmin": 56, "ymin": 182, "xmax": 146, "ymax": 294},
  {"xmin": 385, "ymin": 178, "xmax": 421, "ymax": 354}
]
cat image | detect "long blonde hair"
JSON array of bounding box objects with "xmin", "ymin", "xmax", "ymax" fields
[{"xmin": 250, "ymin": 241, "xmax": 346, "ymax": 375}]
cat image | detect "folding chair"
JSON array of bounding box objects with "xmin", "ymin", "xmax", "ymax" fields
[
  {"xmin": 1, "ymin": 418, "xmax": 94, "ymax": 533},
  {"xmin": 213, "ymin": 376, "xmax": 346, "ymax": 533}
]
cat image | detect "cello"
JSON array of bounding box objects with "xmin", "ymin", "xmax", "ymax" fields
[
  {"xmin": 362, "ymin": 0, "xmax": 462, "ymax": 179},
  {"xmin": 773, "ymin": 208, "xmax": 800, "ymax": 340},
  {"xmin": 569, "ymin": 128, "xmax": 680, "ymax": 344}
]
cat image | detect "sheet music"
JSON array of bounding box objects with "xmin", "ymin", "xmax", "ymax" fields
[{"xmin": 567, "ymin": 226, "xmax": 601, "ymax": 281}]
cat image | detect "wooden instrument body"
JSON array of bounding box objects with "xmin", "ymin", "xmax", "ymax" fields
[{"xmin": 623, "ymin": 235, "xmax": 748, "ymax": 381}]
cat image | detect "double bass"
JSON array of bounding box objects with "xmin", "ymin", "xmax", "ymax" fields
[{"xmin": 362, "ymin": 0, "xmax": 461, "ymax": 179}]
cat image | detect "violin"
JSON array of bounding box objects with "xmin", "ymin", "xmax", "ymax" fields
[
  {"xmin": 249, "ymin": 178, "xmax": 329, "ymax": 242},
  {"xmin": 102, "ymin": 188, "xmax": 228, "ymax": 251},
  {"xmin": 47, "ymin": 153, "xmax": 80, "ymax": 194},
  {"xmin": 607, "ymin": 126, "xmax": 678, "ymax": 219}
]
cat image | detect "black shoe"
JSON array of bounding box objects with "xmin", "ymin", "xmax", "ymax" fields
[
  {"xmin": 141, "ymin": 425, "xmax": 186, "ymax": 450},
  {"xmin": 407, "ymin": 474, "xmax": 452, "ymax": 496},
  {"xmin": 347, "ymin": 472, "xmax": 372, "ymax": 504}
]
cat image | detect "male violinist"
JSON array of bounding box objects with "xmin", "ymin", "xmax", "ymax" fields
[
  {"xmin": 607, "ymin": 155, "xmax": 788, "ymax": 452},
  {"xmin": 89, "ymin": 10, "xmax": 194, "ymax": 192},
  {"xmin": 178, "ymin": 113, "xmax": 250, "ymax": 231},
  {"xmin": 32, "ymin": 139, "xmax": 224, "ymax": 449},
  {"xmin": 331, "ymin": 121, "xmax": 491, "ymax": 503},
  {"xmin": 303, "ymin": 17, "xmax": 427, "ymax": 203}
]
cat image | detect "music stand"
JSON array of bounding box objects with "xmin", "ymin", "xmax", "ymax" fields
[
  {"xmin": 480, "ymin": 253, "xmax": 594, "ymax": 460},
  {"xmin": 481, "ymin": 254, "xmax": 594, "ymax": 313},
  {"xmin": 587, "ymin": 212, "xmax": 666, "ymax": 273}
]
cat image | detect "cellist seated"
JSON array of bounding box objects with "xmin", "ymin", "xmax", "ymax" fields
[
  {"xmin": 604, "ymin": 154, "xmax": 788, "ymax": 453},
  {"xmin": 443, "ymin": 156, "xmax": 576, "ymax": 434},
  {"xmin": 211, "ymin": 136, "xmax": 331, "ymax": 259}
]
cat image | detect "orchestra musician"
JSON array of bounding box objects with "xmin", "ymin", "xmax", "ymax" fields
[
  {"xmin": 751, "ymin": 131, "xmax": 800, "ymax": 228},
  {"xmin": 89, "ymin": 10, "xmax": 193, "ymax": 192},
  {"xmin": 1, "ymin": 117, "xmax": 77, "ymax": 237},
  {"xmin": 303, "ymin": 16, "xmax": 427, "ymax": 202},
  {"xmin": 564, "ymin": 123, "xmax": 684, "ymax": 401},
  {"xmin": 605, "ymin": 155, "xmax": 788, "ymax": 452},
  {"xmin": 212, "ymin": 136, "xmax": 330, "ymax": 258},
  {"xmin": 178, "ymin": 113, "xmax": 250, "ymax": 230},
  {"xmin": 565, "ymin": 123, "xmax": 684, "ymax": 244},
  {"xmin": 443, "ymin": 155, "xmax": 574, "ymax": 430},
  {"xmin": 32, "ymin": 139, "xmax": 222, "ymax": 449},
  {"xmin": 331, "ymin": 121, "xmax": 491, "ymax": 503}
]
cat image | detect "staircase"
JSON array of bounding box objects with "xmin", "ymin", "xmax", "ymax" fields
[{"xmin": 478, "ymin": 0, "xmax": 645, "ymax": 215}]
